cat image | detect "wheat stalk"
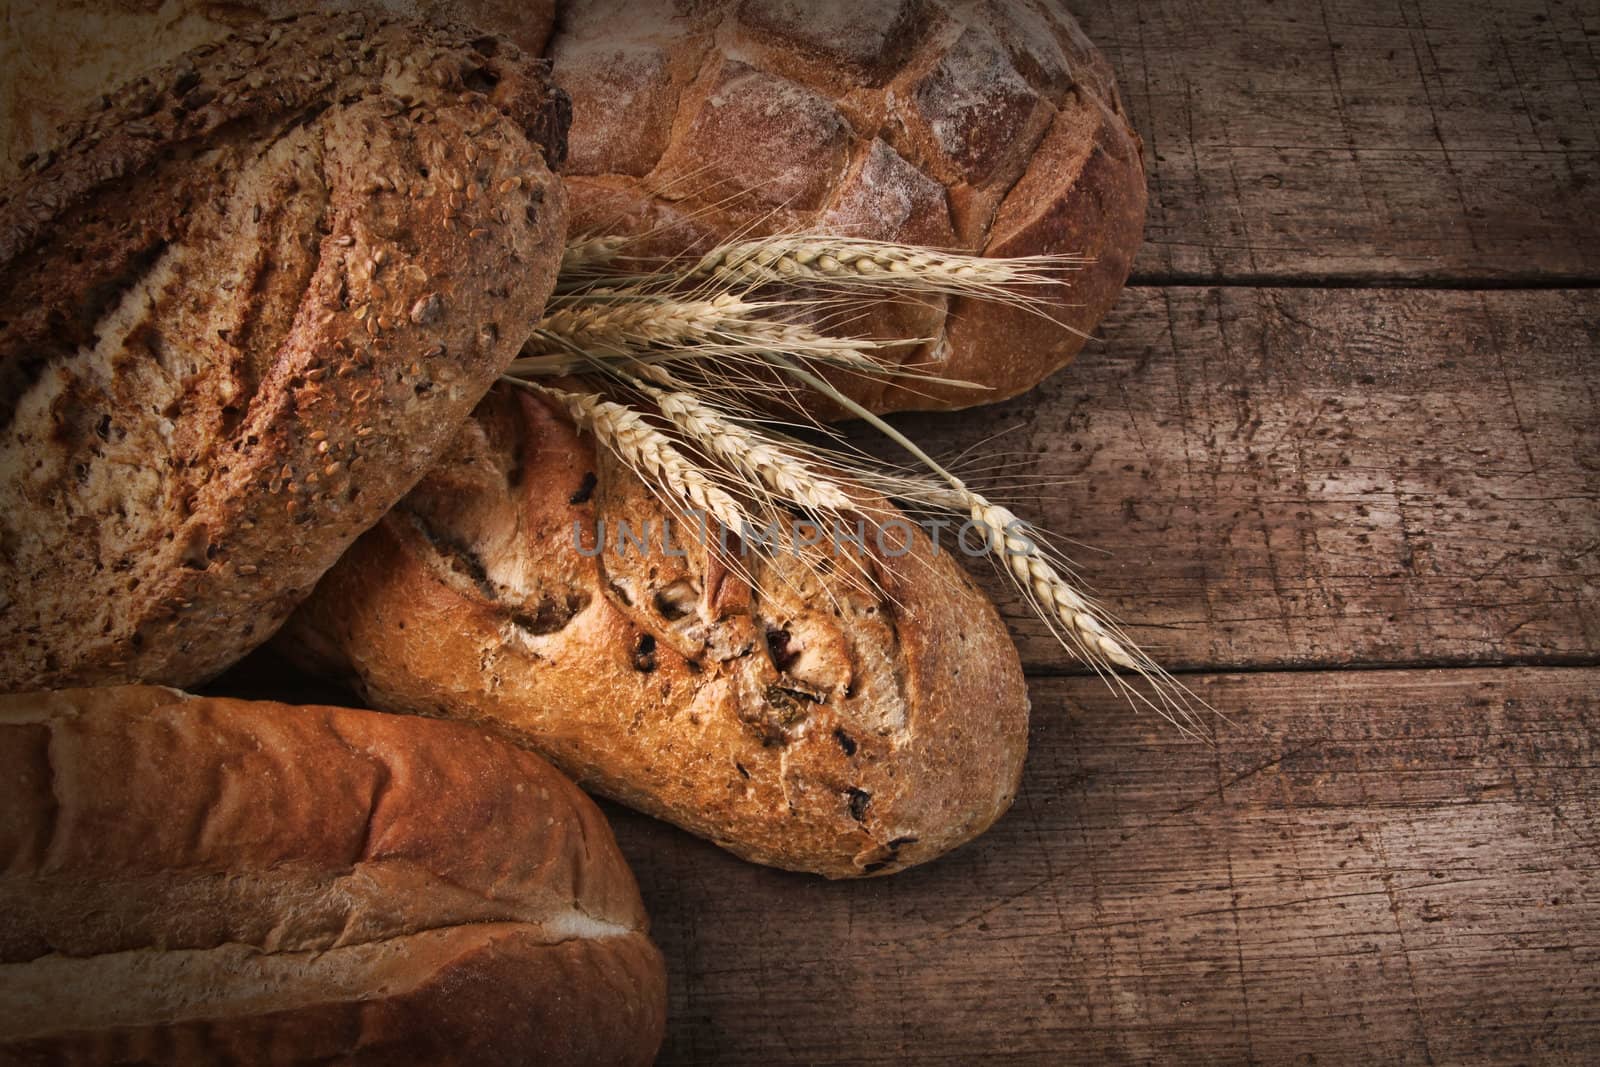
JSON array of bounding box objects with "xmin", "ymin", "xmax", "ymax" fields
[
  {"xmin": 554, "ymin": 233, "xmax": 1085, "ymax": 327},
  {"xmin": 683, "ymin": 235, "xmax": 1083, "ymax": 301},
  {"xmin": 505, "ymin": 379, "xmax": 749, "ymax": 537},
  {"xmin": 515, "ymin": 291, "xmax": 893, "ymax": 374},
  {"xmin": 559, "ymin": 234, "xmax": 630, "ymax": 276},
  {"xmin": 634, "ymin": 376, "xmax": 858, "ymax": 517},
  {"xmin": 529, "ymin": 293, "xmax": 756, "ymax": 354},
  {"xmin": 517, "ymin": 231, "xmax": 1204, "ymax": 733},
  {"xmin": 967, "ymin": 499, "xmax": 1133, "ymax": 669}
]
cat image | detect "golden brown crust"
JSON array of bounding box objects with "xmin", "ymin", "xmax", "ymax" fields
[
  {"xmin": 0, "ymin": 685, "xmax": 666, "ymax": 1065},
  {"xmin": 0, "ymin": 14, "xmax": 570, "ymax": 691},
  {"xmin": 284, "ymin": 387, "xmax": 1031, "ymax": 878},
  {"xmin": 550, "ymin": 0, "xmax": 1149, "ymax": 414}
]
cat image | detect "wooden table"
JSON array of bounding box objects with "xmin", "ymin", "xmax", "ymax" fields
[{"xmin": 598, "ymin": 1, "xmax": 1600, "ymax": 1061}]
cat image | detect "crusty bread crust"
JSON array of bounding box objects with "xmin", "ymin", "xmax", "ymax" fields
[
  {"xmin": 284, "ymin": 387, "xmax": 1031, "ymax": 878},
  {"xmin": 0, "ymin": 686, "xmax": 666, "ymax": 1065},
  {"xmin": 0, "ymin": 0, "xmax": 561, "ymax": 181},
  {"xmin": 0, "ymin": 14, "xmax": 570, "ymax": 690},
  {"xmin": 550, "ymin": 0, "xmax": 1149, "ymax": 413}
]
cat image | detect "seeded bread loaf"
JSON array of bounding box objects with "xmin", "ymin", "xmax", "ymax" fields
[
  {"xmin": 283, "ymin": 386, "xmax": 1031, "ymax": 878},
  {"xmin": 0, "ymin": 14, "xmax": 569, "ymax": 691},
  {"xmin": 0, "ymin": 685, "xmax": 666, "ymax": 1065},
  {"xmin": 0, "ymin": 0, "xmax": 560, "ymax": 181}
]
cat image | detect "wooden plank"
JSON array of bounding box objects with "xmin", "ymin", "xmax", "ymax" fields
[
  {"xmin": 884, "ymin": 285, "xmax": 1600, "ymax": 672},
  {"xmin": 1069, "ymin": 0, "xmax": 1600, "ymax": 282},
  {"xmin": 605, "ymin": 666, "xmax": 1600, "ymax": 1066}
]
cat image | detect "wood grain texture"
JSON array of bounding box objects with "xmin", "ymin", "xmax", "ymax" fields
[
  {"xmin": 1071, "ymin": 0, "xmax": 1600, "ymax": 282},
  {"xmin": 607, "ymin": 667, "xmax": 1600, "ymax": 1065},
  {"xmin": 889, "ymin": 285, "xmax": 1600, "ymax": 672}
]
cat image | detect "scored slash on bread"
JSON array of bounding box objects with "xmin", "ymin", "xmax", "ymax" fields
[
  {"xmin": 0, "ymin": 14, "xmax": 570, "ymax": 690},
  {"xmin": 0, "ymin": 686, "xmax": 666, "ymax": 1065},
  {"xmin": 283, "ymin": 385, "xmax": 1031, "ymax": 878}
]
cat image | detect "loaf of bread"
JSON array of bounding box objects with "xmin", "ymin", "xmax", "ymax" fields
[
  {"xmin": 3, "ymin": 0, "xmax": 1147, "ymax": 415},
  {"xmin": 549, "ymin": 0, "xmax": 1147, "ymax": 413},
  {"xmin": 0, "ymin": 686, "xmax": 666, "ymax": 1064},
  {"xmin": 283, "ymin": 386, "xmax": 1031, "ymax": 878},
  {"xmin": 0, "ymin": 14, "xmax": 569, "ymax": 691}
]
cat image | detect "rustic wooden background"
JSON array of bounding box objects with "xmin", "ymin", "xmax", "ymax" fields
[
  {"xmin": 597, "ymin": 0, "xmax": 1600, "ymax": 1062},
  {"xmin": 194, "ymin": 0, "xmax": 1598, "ymax": 1061}
]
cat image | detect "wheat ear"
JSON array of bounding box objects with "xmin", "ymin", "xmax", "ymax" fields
[
  {"xmin": 966, "ymin": 499, "xmax": 1134, "ymax": 669},
  {"xmin": 684, "ymin": 236, "xmax": 1082, "ymax": 297},
  {"xmin": 770, "ymin": 356, "xmax": 1204, "ymax": 735},
  {"xmin": 631, "ymin": 375, "xmax": 858, "ymax": 517},
  {"xmin": 530, "ymin": 293, "xmax": 757, "ymax": 353},
  {"xmin": 559, "ymin": 234, "xmax": 630, "ymax": 276},
  {"xmin": 514, "ymin": 293, "xmax": 892, "ymax": 374},
  {"xmin": 503, "ymin": 379, "xmax": 749, "ymax": 537}
]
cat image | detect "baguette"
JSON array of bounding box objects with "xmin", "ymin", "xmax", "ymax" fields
[
  {"xmin": 0, "ymin": 14, "xmax": 569, "ymax": 690},
  {"xmin": 0, "ymin": 685, "xmax": 666, "ymax": 1065},
  {"xmin": 283, "ymin": 386, "xmax": 1031, "ymax": 878}
]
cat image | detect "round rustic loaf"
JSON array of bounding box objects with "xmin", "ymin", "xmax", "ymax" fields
[
  {"xmin": 0, "ymin": 14, "xmax": 570, "ymax": 691},
  {"xmin": 550, "ymin": 0, "xmax": 1149, "ymax": 413},
  {"xmin": 283, "ymin": 386, "xmax": 1031, "ymax": 878},
  {"xmin": 0, "ymin": 686, "xmax": 666, "ymax": 1065}
]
